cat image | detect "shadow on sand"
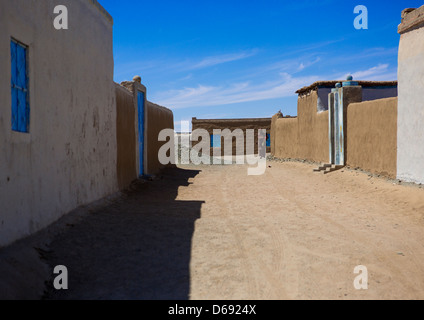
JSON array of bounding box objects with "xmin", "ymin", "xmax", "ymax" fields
[{"xmin": 45, "ymin": 167, "xmax": 203, "ymax": 300}]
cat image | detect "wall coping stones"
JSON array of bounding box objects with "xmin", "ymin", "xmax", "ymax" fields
[{"xmin": 398, "ymin": 5, "xmax": 424, "ymax": 34}]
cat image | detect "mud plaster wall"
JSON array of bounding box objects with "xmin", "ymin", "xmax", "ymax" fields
[
  {"xmin": 347, "ymin": 97, "xmax": 398, "ymax": 178},
  {"xmin": 272, "ymin": 91, "xmax": 329, "ymax": 163},
  {"xmin": 270, "ymin": 113, "xmax": 282, "ymax": 156},
  {"xmin": 118, "ymin": 81, "xmax": 175, "ymax": 176},
  {"xmin": 273, "ymin": 118, "xmax": 299, "ymax": 158},
  {"xmin": 297, "ymin": 91, "xmax": 329, "ymax": 163},
  {"xmin": 192, "ymin": 119, "xmax": 271, "ymax": 155},
  {"xmin": 116, "ymin": 84, "xmax": 136, "ymax": 189},
  {"xmin": 0, "ymin": 0, "xmax": 117, "ymax": 247},
  {"xmin": 146, "ymin": 101, "xmax": 175, "ymax": 175}
]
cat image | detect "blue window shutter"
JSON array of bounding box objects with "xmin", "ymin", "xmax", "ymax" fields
[
  {"xmin": 16, "ymin": 44, "xmax": 27, "ymax": 89},
  {"xmin": 11, "ymin": 39, "xmax": 29, "ymax": 133},
  {"xmin": 17, "ymin": 90, "xmax": 28, "ymax": 132},
  {"xmin": 10, "ymin": 41, "xmax": 17, "ymax": 86},
  {"xmin": 210, "ymin": 135, "xmax": 221, "ymax": 148},
  {"xmin": 266, "ymin": 134, "xmax": 271, "ymax": 147},
  {"xmin": 10, "ymin": 41, "xmax": 18, "ymax": 131}
]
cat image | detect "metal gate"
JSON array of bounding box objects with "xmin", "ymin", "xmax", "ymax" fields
[
  {"xmin": 329, "ymin": 86, "xmax": 344, "ymax": 166},
  {"xmin": 334, "ymin": 91, "xmax": 344, "ymax": 165},
  {"xmin": 329, "ymin": 78, "xmax": 362, "ymax": 167}
]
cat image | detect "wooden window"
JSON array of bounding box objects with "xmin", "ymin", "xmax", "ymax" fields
[{"xmin": 11, "ymin": 39, "xmax": 30, "ymax": 133}]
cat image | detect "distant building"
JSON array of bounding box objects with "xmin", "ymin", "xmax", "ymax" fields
[
  {"xmin": 192, "ymin": 117, "xmax": 273, "ymax": 155},
  {"xmin": 271, "ymin": 4, "xmax": 424, "ymax": 183},
  {"xmin": 272, "ymin": 79, "xmax": 398, "ymax": 176},
  {"xmin": 296, "ymin": 81, "xmax": 397, "ymax": 113}
]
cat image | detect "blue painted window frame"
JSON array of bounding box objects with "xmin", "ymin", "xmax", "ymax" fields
[
  {"xmin": 210, "ymin": 134, "xmax": 221, "ymax": 148},
  {"xmin": 266, "ymin": 133, "xmax": 271, "ymax": 147},
  {"xmin": 10, "ymin": 39, "xmax": 30, "ymax": 133}
]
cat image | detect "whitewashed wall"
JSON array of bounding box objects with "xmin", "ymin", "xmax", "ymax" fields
[{"xmin": 397, "ymin": 7, "xmax": 424, "ymax": 184}]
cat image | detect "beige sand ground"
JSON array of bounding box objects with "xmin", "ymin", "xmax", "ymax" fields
[
  {"xmin": 3, "ymin": 160, "xmax": 424, "ymax": 300},
  {"xmin": 182, "ymin": 161, "xmax": 424, "ymax": 300}
]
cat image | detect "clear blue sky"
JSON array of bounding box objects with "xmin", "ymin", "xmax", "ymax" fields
[{"xmin": 99, "ymin": 0, "xmax": 423, "ymax": 131}]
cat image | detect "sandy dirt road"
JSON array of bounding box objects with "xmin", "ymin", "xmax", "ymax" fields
[{"xmin": 45, "ymin": 161, "xmax": 424, "ymax": 300}]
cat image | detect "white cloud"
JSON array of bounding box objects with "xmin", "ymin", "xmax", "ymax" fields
[
  {"xmin": 153, "ymin": 73, "xmax": 319, "ymax": 109},
  {"xmin": 327, "ymin": 48, "xmax": 398, "ymax": 66},
  {"xmin": 114, "ymin": 50, "xmax": 259, "ymax": 82},
  {"xmin": 343, "ymin": 63, "xmax": 397, "ymax": 81},
  {"xmin": 352, "ymin": 64, "xmax": 388, "ymax": 79},
  {"xmin": 179, "ymin": 73, "xmax": 193, "ymax": 81},
  {"xmin": 297, "ymin": 57, "xmax": 321, "ymax": 72},
  {"xmin": 154, "ymin": 62, "xmax": 398, "ymax": 110},
  {"xmin": 144, "ymin": 47, "xmax": 399, "ymax": 111},
  {"xmin": 189, "ymin": 50, "xmax": 258, "ymax": 70},
  {"xmin": 261, "ymin": 56, "xmax": 321, "ymax": 75}
]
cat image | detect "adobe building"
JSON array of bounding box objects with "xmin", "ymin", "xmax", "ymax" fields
[
  {"xmin": 296, "ymin": 81, "xmax": 397, "ymax": 113},
  {"xmin": 0, "ymin": 1, "xmax": 174, "ymax": 247},
  {"xmin": 0, "ymin": 0, "xmax": 117, "ymax": 247},
  {"xmin": 397, "ymin": 6, "xmax": 424, "ymax": 184},
  {"xmin": 272, "ymin": 5, "xmax": 424, "ymax": 182},
  {"xmin": 272, "ymin": 79, "xmax": 398, "ymax": 176},
  {"xmin": 117, "ymin": 77, "xmax": 174, "ymax": 189},
  {"xmin": 192, "ymin": 117, "xmax": 273, "ymax": 155}
]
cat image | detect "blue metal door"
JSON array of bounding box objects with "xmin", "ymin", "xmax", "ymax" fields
[{"xmin": 137, "ymin": 91, "xmax": 145, "ymax": 177}]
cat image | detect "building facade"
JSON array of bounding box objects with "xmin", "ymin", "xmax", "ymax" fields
[
  {"xmin": 0, "ymin": 1, "xmax": 174, "ymax": 247},
  {"xmin": 0, "ymin": 0, "xmax": 117, "ymax": 247},
  {"xmin": 192, "ymin": 117, "xmax": 272, "ymax": 156},
  {"xmin": 272, "ymin": 79, "xmax": 398, "ymax": 176},
  {"xmin": 118, "ymin": 78, "xmax": 174, "ymax": 189}
]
